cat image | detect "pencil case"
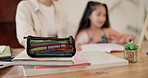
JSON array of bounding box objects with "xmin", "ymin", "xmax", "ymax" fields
[{"xmin": 24, "ymin": 36, "xmax": 76, "ymax": 57}]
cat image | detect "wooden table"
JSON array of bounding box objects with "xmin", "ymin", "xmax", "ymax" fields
[{"xmin": 1, "ymin": 41, "xmax": 148, "ymax": 78}]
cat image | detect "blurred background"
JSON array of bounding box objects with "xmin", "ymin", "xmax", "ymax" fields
[
  {"xmin": 0, "ymin": 0, "xmax": 21, "ymax": 48},
  {"xmin": 0, "ymin": 0, "xmax": 148, "ymax": 48},
  {"xmin": 59, "ymin": 0, "xmax": 148, "ymax": 38}
]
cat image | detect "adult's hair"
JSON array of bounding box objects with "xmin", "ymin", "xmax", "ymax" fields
[{"xmin": 75, "ymin": 1, "xmax": 110, "ymax": 37}]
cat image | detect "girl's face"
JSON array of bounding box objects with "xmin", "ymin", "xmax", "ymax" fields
[{"xmin": 89, "ymin": 5, "xmax": 106, "ymax": 28}]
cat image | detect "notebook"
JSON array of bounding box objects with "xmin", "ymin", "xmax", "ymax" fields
[
  {"xmin": 81, "ymin": 43, "xmax": 124, "ymax": 52},
  {"xmin": 0, "ymin": 46, "xmax": 13, "ymax": 69},
  {"xmin": 21, "ymin": 51, "xmax": 128, "ymax": 76},
  {"xmin": 35, "ymin": 52, "xmax": 90, "ymax": 69},
  {"xmin": 12, "ymin": 50, "xmax": 74, "ymax": 66},
  {"xmin": 0, "ymin": 46, "xmax": 13, "ymax": 59},
  {"xmin": 0, "ymin": 62, "xmax": 13, "ymax": 69},
  {"xmin": 0, "ymin": 45, "xmax": 6, "ymax": 55}
]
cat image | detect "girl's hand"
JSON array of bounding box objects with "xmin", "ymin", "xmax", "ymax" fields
[{"xmin": 123, "ymin": 34, "xmax": 136, "ymax": 43}]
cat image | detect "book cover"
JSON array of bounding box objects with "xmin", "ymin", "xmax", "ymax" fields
[
  {"xmin": 0, "ymin": 46, "xmax": 13, "ymax": 59},
  {"xmin": 0, "ymin": 45, "xmax": 6, "ymax": 55},
  {"xmin": 0, "ymin": 46, "xmax": 13, "ymax": 69},
  {"xmin": 21, "ymin": 51, "xmax": 128, "ymax": 76},
  {"xmin": 12, "ymin": 50, "xmax": 74, "ymax": 66},
  {"xmin": 35, "ymin": 52, "xmax": 90, "ymax": 69}
]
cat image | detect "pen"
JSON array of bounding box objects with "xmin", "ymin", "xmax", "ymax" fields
[
  {"xmin": 0, "ymin": 58, "xmax": 12, "ymax": 62},
  {"xmin": 31, "ymin": 45, "xmax": 66, "ymax": 51},
  {"xmin": 33, "ymin": 45, "xmax": 73, "ymax": 53},
  {"xmin": 30, "ymin": 40, "xmax": 68, "ymax": 46},
  {"xmin": 30, "ymin": 43, "xmax": 69, "ymax": 48}
]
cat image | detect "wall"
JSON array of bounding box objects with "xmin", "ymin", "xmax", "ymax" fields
[{"xmin": 0, "ymin": 0, "xmax": 23, "ymax": 48}]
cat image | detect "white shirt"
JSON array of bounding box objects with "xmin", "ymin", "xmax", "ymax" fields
[
  {"xmin": 16, "ymin": 0, "xmax": 68, "ymax": 47},
  {"xmin": 39, "ymin": 3, "xmax": 57, "ymax": 37}
]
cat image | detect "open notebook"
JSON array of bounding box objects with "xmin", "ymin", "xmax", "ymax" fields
[{"xmin": 80, "ymin": 43, "xmax": 124, "ymax": 53}]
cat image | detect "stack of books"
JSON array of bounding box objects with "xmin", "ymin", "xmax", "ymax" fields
[
  {"xmin": 12, "ymin": 50, "xmax": 73, "ymax": 66},
  {"xmin": 0, "ymin": 46, "xmax": 13, "ymax": 59},
  {"xmin": 12, "ymin": 50, "xmax": 91, "ymax": 76},
  {"xmin": 20, "ymin": 51, "xmax": 128, "ymax": 76},
  {"xmin": 12, "ymin": 43, "xmax": 129, "ymax": 76},
  {"xmin": 12, "ymin": 36, "xmax": 91, "ymax": 76},
  {"xmin": 12, "ymin": 50, "xmax": 90, "ymax": 66},
  {"xmin": 0, "ymin": 46, "xmax": 13, "ymax": 69}
]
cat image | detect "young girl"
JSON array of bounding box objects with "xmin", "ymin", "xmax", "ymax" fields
[{"xmin": 75, "ymin": 1, "xmax": 135, "ymax": 44}]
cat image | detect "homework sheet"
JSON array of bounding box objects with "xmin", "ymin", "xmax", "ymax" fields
[{"xmin": 80, "ymin": 43, "xmax": 124, "ymax": 52}]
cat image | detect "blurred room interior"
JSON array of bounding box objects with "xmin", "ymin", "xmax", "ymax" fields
[{"xmin": 0, "ymin": 0, "xmax": 147, "ymax": 48}]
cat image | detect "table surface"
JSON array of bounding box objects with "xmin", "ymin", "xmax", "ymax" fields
[{"xmin": 1, "ymin": 41, "xmax": 148, "ymax": 78}]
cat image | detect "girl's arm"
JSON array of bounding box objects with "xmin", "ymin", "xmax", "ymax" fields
[
  {"xmin": 75, "ymin": 30, "xmax": 89, "ymax": 52},
  {"xmin": 105, "ymin": 28, "xmax": 135, "ymax": 44},
  {"xmin": 75, "ymin": 30, "xmax": 89, "ymax": 44}
]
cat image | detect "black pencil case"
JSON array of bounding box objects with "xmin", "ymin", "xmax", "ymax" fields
[{"xmin": 24, "ymin": 36, "xmax": 76, "ymax": 57}]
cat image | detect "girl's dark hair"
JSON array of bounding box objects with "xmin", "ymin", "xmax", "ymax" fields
[{"xmin": 75, "ymin": 1, "xmax": 110, "ymax": 37}]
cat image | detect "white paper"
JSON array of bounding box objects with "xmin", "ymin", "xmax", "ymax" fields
[
  {"xmin": 80, "ymin": 43, "xmax": 124, "ymax": 52},
  {"xmin": 0, "ymin": 62, "xmax": 13, "ymax": 69}
]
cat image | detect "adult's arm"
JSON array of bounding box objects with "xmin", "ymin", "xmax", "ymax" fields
[{"xmin": 16, "ymin": 1, "xmax": 36, "ymax": 47}]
